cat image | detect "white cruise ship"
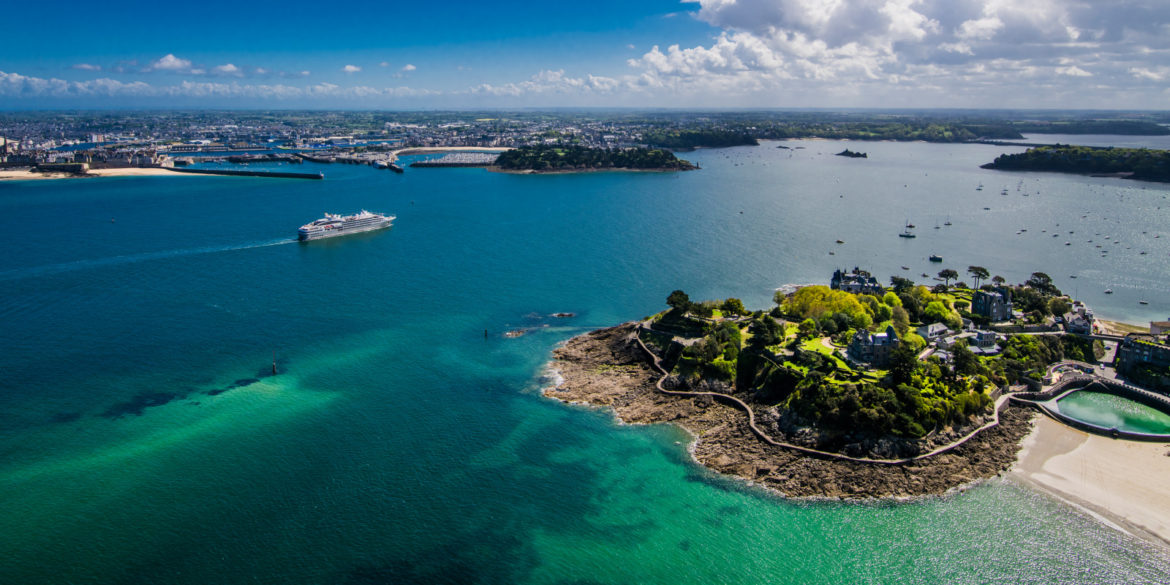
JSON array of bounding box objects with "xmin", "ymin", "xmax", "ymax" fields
[{"xmin": 298, "ymin": 210, "xmax": 395, "ymax": 241}]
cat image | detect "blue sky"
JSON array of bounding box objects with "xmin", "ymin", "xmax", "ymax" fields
[{"xmin": 2, "ymin": 0, "xmax": 1169, "ymax": 109}]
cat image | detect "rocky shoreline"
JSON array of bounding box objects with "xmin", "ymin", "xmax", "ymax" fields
[{"xmin": 544, "ymin": 322, "xmax": 1036, "ymax": 500}]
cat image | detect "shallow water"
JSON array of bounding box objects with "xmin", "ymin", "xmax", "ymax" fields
[{"xmin": 2, "ymin": 140, "xmax": 1169, "ymax": 583}]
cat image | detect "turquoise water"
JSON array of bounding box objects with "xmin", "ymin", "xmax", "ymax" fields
[
  {"xmin": 2, "ymin": 141, "xmax": 1170, "ymax": 583},
  {"xmin": 1055, "ymin": 391, "xmax": 1170, "ymax": 435}
]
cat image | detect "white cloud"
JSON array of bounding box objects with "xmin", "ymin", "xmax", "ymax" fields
[
  {"xmin": 401, "ymin": 64, "xmax": 416, "ymax": 72},
  {"xmin": 1129, "ymin": 66, "xmax": 1166, "ymax": 81},
  {"xmin": 149, "ymin": 54, "xmax": 193, "ymax": 72},
  {"xmin": 466, "ymin": 69, "xmax": 622, "ymax": 97},
  {"xmin": 213, "ymin": 63, "xmax": 243, "ymax": 76},
  {"xmin": 0, "ymin": 70, "xmax": 436, "ymax": 102},
  {"xmin": 939, "ymin": 42, "xmax": 973, "ymax": 55},
  {"xmin": 72, "ymin": 63, "xmax": 101, "ymax": 71},
  {"xmin": 380, "ymin": 61, "xmax": 390, "ymax": 67},
  {"xmin": 612, "ymin": 0, "xmax": 1170, "ymax": 107},
  {"xmin": 1055, "ymin": 65, "xmax": 1091, "ymax": 77},
  {"xmin": 957, "ymin": 16, "xmax": 1003, "ymax": 41},
  {"xmin": 342, "ymin": 64, "xmax": 361, "ymax": 73}
]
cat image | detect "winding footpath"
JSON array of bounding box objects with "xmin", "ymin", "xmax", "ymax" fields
[{"xmin": 633, "ymin": 322, "xmax": 1010, "ymax": 465}]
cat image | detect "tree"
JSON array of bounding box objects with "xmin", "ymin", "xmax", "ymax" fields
[
  {"xmin": 891, "ymin": 306, "xmax": 911, "ymax": 337},
  {"xmin": 889, "ymin": 343, "xmax": 919, "ymax": 386},
  {"xmin": 1026, "ymin": 272, "xmax": 1060, "ymax": 296},
  {"xmin": 1049, "ymin": 297, "xmax": 1072, "ymax": 317},
  {"xmin": 967, "ymin": 266, "xmax": 990, "ymax": 289},
  {"xmin": 722, "ymin": 297, "xmax": 748, "ymax": 317},
  {"xmin": 938, "ymin": 269, "xmax": 958, "ymax": 287},
  {"xmin": 923, "ymin": 301, "xmax": 951, "ymax": 324},
  {"xmin": 890, "ymin": 276, "xmax": 915, "ymax": 293},
  {"xmin": 798, "ymin": 318, "xmax": 819, "ymax": 339},
  {"xmin": 992, "ymin": 275, "xmax": 1005, "ymax": 286},
  {"xmin": 952, "ymin": 340, "xmax": 980, "ymax": 376},
  {"xmin": 666, "ymin": 290, "xmax": 690, "ymax": 313}
]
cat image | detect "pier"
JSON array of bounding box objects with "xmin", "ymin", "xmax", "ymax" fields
[{"xmin": 165, "ymin": 167, "xmax": 324, "ymax": 179}]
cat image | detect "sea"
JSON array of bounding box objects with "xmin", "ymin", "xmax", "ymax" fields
[{"xmin": 2, "ymin": 138, "xmax": 1169, "ymax": 584}]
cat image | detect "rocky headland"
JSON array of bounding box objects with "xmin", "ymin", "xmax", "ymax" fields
[{"xmin": 545, "ymin": 322, "xmax": 1035, "ymax": 500}]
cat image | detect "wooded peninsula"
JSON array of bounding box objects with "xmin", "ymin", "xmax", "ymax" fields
[
  {"xmin": 983, "ymin": 145, "xmax": 1170, "ymax": 183},
  {"xmin": 547, "ymin": 271, "xmax": 1101, "ymax": 498},
  {"xmin": 492, "ymin": 145, "xmax": 698, "ymax": 173}
]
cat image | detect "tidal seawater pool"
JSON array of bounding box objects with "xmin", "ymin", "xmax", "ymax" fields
[
  {"xmin": 2, "ymin": 140, "xmax": 1170, "ymax": 584},
  {"xmin": 1055, "ymin": 391, "xmax": 1170, "ymax": 435}
]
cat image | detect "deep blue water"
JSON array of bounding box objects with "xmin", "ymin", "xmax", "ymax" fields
[{"xmin": 2, "ymin": 141, "xmax": 1169, "ymax": 584}]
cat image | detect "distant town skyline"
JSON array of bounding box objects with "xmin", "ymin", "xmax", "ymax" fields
[{"xmin": 2, "ymin": 0, "xmax": 1168, "ymax": 109}]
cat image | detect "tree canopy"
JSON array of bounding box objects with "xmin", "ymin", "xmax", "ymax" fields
[{"xmin": 494, "ymin": 145, "xmax": 697, "ymax": 171}]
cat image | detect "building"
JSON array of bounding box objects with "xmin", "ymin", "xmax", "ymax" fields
[
  {"xmin": 1152, "ymin": 321, "xmax": 1170, "ymax": 336},
  {"xmin": 848, "ymin": 325, "xmax": 900, "ymax": 367},
  {"xmin": 1115, "ymin": 333, "xmax": 1170, "ymax": 389},
  {"xmin": 1117, "ymin": 334, "xmax": 1170, "ymax": 371},
  {"xmin": 969, "ymin": 331, "xmax": 1001, "ymax": 356},
  {"xmin": 1064, "ymin": 313, "xmax": 1093, "ymax": 335},
  {"xmin": 916, "ymin": 323, "xmax": 949, "ymax": 340},
  {"xmin": 972, "ymin": 289, "xmax": 1013, "ymax": 322},
  {"xmin": 830, "ymin": 267, "xmax": 884, "ymax": 296}
]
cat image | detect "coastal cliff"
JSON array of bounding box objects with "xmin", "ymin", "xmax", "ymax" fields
[{"xmin": 546, "ymin": 322, "xmax": 1035, "ymax": 499}]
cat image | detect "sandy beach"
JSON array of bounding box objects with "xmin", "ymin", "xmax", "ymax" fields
[
  {"xmin": 0, "ymin": 167, "xmax": 186, "ymax": 181},
  {"xmin": 1096, "ymin": 319, "xmax": 1150, "ymax": 336},
  {"xmin": 1012, "ymin": 414, "xmax": 1170, "ymax": 549}
]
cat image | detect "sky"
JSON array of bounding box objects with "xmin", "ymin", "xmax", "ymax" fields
[{"xmin": 1, "ymin": 0, "xmax": 1168, "ymax": 109}]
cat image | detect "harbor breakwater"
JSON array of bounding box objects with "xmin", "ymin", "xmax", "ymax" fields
[{"xmin": 166, "ymin": 167, "xmax": 324, "ymax": 179}]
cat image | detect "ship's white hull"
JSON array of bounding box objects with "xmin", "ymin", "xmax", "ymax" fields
[{"xmin": 298, "ymin": 214, "xmax": 394, "ymax": 241}]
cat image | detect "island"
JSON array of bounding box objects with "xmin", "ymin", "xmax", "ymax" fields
[
  {"xmin": 982, "ymin": 145, "xmax": 1170, "ymax": 183},
  {"xmin": 491, "ymin": 145, "xmax": 698, "ymax": 173},
  {"xmin": 835, "ymin": 149, "xmax": 868, "ymax": 158},
  {"xmin": 545, "ymin": 269, "xmax": 1125, "ymax": 499}
]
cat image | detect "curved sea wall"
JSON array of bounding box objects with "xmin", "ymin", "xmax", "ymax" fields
[{"xmin": 1010, "ymin": 376, "xmax": 1170, "ymax": 442}]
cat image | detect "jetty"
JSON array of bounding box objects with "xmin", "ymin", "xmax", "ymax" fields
[{"xmin": 165, "ymin": 167, "xmax": 324, "ymax": 179}]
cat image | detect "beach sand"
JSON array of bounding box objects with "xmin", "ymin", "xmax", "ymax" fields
[
  {"xmin": 1012, "ymin": 414, "xmax": 1170, "ymax": 549},
  {"xmin": 0, "ymin": 167, "xmax": 186, "ymax": 181},
  {"xmin": 1097, "ymin": 319, "xmax": 1149, "ymax": 336}
]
